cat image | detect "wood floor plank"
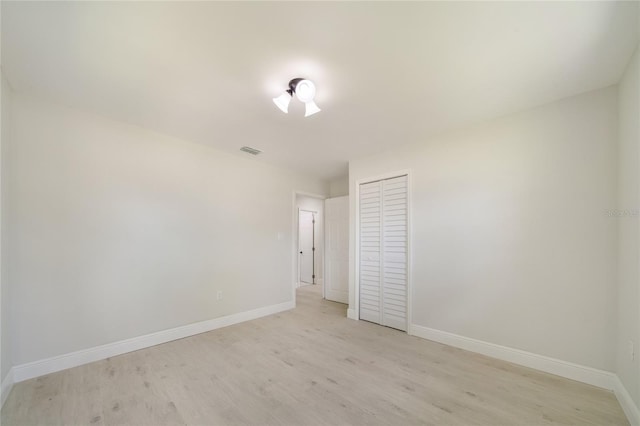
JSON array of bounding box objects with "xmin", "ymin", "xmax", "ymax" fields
[{"xmin": 1, "ymin": 285, "xmax": 629, "ymax": 425}]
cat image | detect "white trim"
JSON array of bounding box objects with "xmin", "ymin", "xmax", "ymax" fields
[
  {"xmin": 4, "ymin": 311, "xmax": 639, "ymax": 424},
  {"xmin": 613, "ymin": 375, "xmax": 640, "ymax": 426},
  {"xmin": 12, "ymin": 300, "xmax": 294, "ymax": 383},
  {"xmin": 409, "ymin": 324, "xmax": 615, "ymax": 390},
  {"xmin": 410, "ymin": 324, "xmax": 640, "ymax": 425},
  {"xmin": 1, "ymin": 368, "xmax": 14, "ymax": 408},
  {"xmin": 354, "ymin": 169, "xmax": 412, "ymax": 329}
]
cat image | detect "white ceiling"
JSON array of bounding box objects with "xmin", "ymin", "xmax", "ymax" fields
[{"xmin": 2, "ymin": 1, "xmax": 638, "ymax": 181}]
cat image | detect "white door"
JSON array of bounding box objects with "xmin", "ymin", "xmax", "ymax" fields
[
  {"xmin": 299, "ymin": 210, "xmax": 315, "ymax": 285},
  {"xmin": 381, "ymin": 175, "xmax": 408, "ymax": 331},
  {"xmin": 325, "ymin": 196, "xmax": 349, "ymax": 304},
  {"xmin": 359, "ymin": 181, "xmax": 382, "ymax": 324},
  {"xmin": 359, "ymin": 175, "xmax": 408, "ymax": 331}
]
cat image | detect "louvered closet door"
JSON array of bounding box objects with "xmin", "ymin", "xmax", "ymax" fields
[
  {"xmin": 359, "ymin": 181, "xmax": 382, "ymax": 324},
  {"xmin": 381, "ymin": 175, "xmax": 407, "ymax": 331},
  {"xmin": 359, "ymin": 175, "xmax": 408, "ymax": 331}
]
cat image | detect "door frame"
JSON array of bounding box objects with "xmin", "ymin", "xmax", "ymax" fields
[
  {"xmin": 292, "ymin": 191, "xmax": 326, "ymax": 304},
  {"xmin": 354, "ymin": 170, "xmax": 412, "ymax": 333}
]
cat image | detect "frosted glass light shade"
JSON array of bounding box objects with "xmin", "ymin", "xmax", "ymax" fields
[
  {"xmin": 304, "ymin": 100, "xmax": 321, "ymax": 117},
  {"xmin": 273, "ymin": 93, "xmax": 291, "ymax": 113},
  {"xmin": 295, "ymin": 80, "xmax": 316, "ymax": 103}
]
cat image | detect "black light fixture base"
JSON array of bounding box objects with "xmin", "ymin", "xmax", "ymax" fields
[{"xmin": 287, "ymin": 78, "xmax": 305, "ymax": 95}]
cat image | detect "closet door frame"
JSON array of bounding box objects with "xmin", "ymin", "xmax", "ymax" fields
[{"xmin": 354, "ymin": 169, "xmax": 412, "ymax": 333}]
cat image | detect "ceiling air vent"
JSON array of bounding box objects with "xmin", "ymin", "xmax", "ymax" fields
[{"xmin": 240, "ymin": 146, "xmax": 262, "ymax": 156}]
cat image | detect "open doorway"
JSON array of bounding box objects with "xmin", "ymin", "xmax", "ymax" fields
[
  {"xmin": 294, "ymin": 193, "xmax": 325, "ymax": 301},
  {"xmin": 299, "ymin": 210, "xmax": 316, "ymax": 285}
]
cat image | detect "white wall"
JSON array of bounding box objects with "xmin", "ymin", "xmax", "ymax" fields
[
  {"xmin": 329, "ymin": 175, "xmax": 349, "ymax": 197},
  {"xmin": 349, "ymin": 86, "xmax": 618, "ymax": 371},
  {"xmin": 1, "ymin": 70, "xmax": 11, "ymax": 383},
  {"xmin": 296, "ymin": 195, "xmax": 324, "ymax": 285},
  {"xmin": 617, "ymin": 45, "xmax": 640, "ymax": 406},
  {"xmin": 8, "ymin": 94, "xmax": 328, "ymax": 366}
]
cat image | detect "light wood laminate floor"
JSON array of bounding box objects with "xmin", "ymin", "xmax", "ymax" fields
[{"xmin": 2, "ymin": 285, "xmax": 628, "ymax": 425}]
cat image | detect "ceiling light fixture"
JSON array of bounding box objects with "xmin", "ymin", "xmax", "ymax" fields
[{"xmin": 273, "ymin": 78, "xmax": 321, "ymax": 117}]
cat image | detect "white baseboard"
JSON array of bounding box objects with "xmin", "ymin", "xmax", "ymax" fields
[
  {"xmin": 1, "ymin": 368, "xmax": 14, "ymax": 409},
  {"xmin": 4, "ymin": 311, "xmax": 639, "ymax": 424},
  {"xmin": 12, "ymin": 300, "xmax": 295, "ymax": 383},
  {"xmin": 613, "ymin": 375, "xmax": 640, "ymax": 426},
  {"xmin": 409, "ymin": 324, "xmax": 640, "ymax": 425},
  {"xmin": 409, "ymin": 324, "xmax": 616, "ymax": 390}
]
